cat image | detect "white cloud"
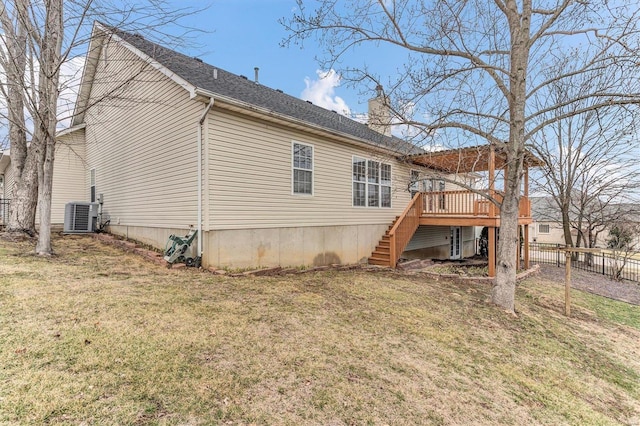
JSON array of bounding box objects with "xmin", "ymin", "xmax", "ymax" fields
[{"xmin": 301, "ymin": 69, "xmax": 351, "ymax": 116}]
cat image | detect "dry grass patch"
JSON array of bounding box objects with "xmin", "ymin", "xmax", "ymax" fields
[{"xmin": 0, "ymin": 234, "xmax": 639, "ymax": 425}]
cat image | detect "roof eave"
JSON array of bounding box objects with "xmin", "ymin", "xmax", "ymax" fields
[
  {"xmin": 193, "ymin": 88, "xmax": 415, "ymax": 158},
  {"xmin": 72, "ymin": 22, "xmax": 199, "ymax": 126},
  {"xmin": 56, "ymin": 123, "xmax": 86, "ymax": 138}
]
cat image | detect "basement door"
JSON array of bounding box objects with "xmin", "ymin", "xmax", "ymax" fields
[{"xmin": 450, "ymin": 226, "xmax": 461, "ymax": 260}]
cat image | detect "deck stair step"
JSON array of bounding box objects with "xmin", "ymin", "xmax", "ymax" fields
[
  {"xmin": 368, "ymin": 195, "xmax": 423, "ymax": 267},
  {"xmin": 368, "ymin": 219, "xmax": 398, "ymax": 267},
  {"xmin": 368, "ymin": 256, "xmax": 390, "ymax": 266}
]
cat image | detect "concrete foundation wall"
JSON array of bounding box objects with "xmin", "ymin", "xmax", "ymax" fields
[
  {"xmin": 107, "ymin": 224, "xmax": 189, "ymax": 252},
  {"xmin": 106, "ymin": 223, "xmax": 387, "ymax": 269},
  {"xmin": 205, "ymin": 224, "xmax": 388, "ymax": 268}
]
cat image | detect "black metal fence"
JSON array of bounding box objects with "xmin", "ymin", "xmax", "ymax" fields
[
  {"xmin": 529, "ymin": 242, "xmax": 640, "ymax": 283},
  {"xmin": 0, "ymin": 198, "xmax": 9, "ymax": 227}
]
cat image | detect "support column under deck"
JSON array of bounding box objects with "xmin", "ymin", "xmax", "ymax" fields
[
  {"xmin": 488, "ymin": 226, "xmax": 496, "ymax": 277},
  {"xmin": 524, "ymin": 224, "xmax": 529, "ymax": 269}
]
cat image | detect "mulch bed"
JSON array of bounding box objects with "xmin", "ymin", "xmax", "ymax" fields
[{"xmin": 537, "ymin": 263, "xmax": 640, "ymax": 306}]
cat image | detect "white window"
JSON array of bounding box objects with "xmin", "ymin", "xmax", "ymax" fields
[
  {"xmin": 381, "ymin": 163, "xmax": 392, "ymax": 208},
  {"xmin": 409, "ymin": 170, "xmax": 420, "ymax": 197},
  {"xmin": 90, "ymin": 169, "xmax": 96, "ymax": 202},
  {"xmin": 352, "ymin": 156, "xmax": 391, "ymax": 208},
  {"xmin": 292, "ymin": 142, "xmax": 313, "ymax": 195},
  {"xmin": 352, "ymin": 157, "xmax": 366, "ymax": 206},
  {"xmin": 538, "ymin": 223, "xmax": 550, "ymax": 234}
]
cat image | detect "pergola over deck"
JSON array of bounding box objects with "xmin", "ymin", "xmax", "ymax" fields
[{"xmin": 379, "ymin": 144, "xmax": 543, "ymax": 277}]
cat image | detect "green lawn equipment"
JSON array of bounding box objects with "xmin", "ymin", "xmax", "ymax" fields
[{"xmin": 164, "ymin": 229, "xmax": 201, "ymax": 268}]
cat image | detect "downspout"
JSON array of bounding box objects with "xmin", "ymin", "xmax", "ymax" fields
[{"xmin": 197, "ymin": 98, "xmax": 214, "ymax": 259}]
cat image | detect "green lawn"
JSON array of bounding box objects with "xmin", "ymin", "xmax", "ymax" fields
[{"xmin": 1, "ymin": 235, "xmax": 638, "ymax": 425}]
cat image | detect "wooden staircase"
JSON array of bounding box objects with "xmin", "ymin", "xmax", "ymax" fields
[
  {"xmin": 368, "ymin": 219, "xmax": 397, "ymax": 266},
  {"xmin": 368, "ymin": 193, "xmax": 423, "ymax": 268}
]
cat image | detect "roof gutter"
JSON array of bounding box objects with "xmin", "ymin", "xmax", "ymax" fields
[{"xmin": 197, "ymin": 97, "xmax": 215, "ymax": 260}]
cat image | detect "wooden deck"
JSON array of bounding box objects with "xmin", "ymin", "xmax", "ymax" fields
[
  {"xmin": 418, "ymin": 190, "xmax": 532, "ymax": 226},
  {"xmin": 368, "ymin": 191, "xmax": 532, "ymax": 268}
]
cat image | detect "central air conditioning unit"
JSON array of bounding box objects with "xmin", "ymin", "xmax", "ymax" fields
[{"xmin": 64, "ymin": 202, "xmax": 99, "ymax": 233}]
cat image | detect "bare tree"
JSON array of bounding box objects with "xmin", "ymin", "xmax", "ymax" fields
[
  {"xmin": 0, "ymin": 0, "xmax": 200, "ymax": 254},
  {"xmin": 531, "ymin": 61, "xmax": 640, "ymax": 252},
  {"xmin": 282, "ymin": 0, "xmax": 640, "ymax": 312},
  {"xmin": 0, "ymin": 0, "xmax": 34, "ymax": 233},
  {"xmin": 607, "ymin": 222, "xmax": 640, "ymax": 281}
]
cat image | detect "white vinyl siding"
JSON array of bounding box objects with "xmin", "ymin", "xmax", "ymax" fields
[
  {"xmin": 1, "ymin": 163, "xmax": 12, "ymax": 199},
  {"xmin": 208, "ymin": 110, "xmax": 414, "ymax": 230},
  {"xmin": 84, "ymin": 38, "xmax": 201, "ymax": 228},
  {"xmin": 292, "ymin": 142, "xmax": 313, "ymax": 195},
  {"xmin": 51, "ymin": 130, "xmax": 87, "ymax": 224},
  {"xmin": 405, "ymin": 225, "xmax": 475, "ymax": 252}
]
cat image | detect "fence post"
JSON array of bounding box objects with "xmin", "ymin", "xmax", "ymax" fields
[
  {"xmin": 556, "ymin": 244, "xmax": 560, "ymax": 267},
  {"xmin": 602, "ymin": 254, "xmax": 605, "ymax": 276}
]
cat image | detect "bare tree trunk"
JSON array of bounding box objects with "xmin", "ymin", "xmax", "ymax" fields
[
  {"xmin": 7, "ymin": 150, "xmax": 39, "ymax": 235},
  {"xmin": 493, "ymin": 180, "xmax": 520, "ymax": 312},
  {"xmin": 35, "ymin": 0, "xmax": 63, "ymax": 255},
  {"xmin": 1, "ymin": 0, "xmax": 37, "ymax": 235},
  {"xmin": 562, "ymin": 209, "xmax": 573, "ymax": 247},
  {"xmin": 492, "ymin": 1, "xmax": 530, "ymax": 313},
  {"xmin": 36, "ymin": 136, "xmax": 55, "ymax": 254}
]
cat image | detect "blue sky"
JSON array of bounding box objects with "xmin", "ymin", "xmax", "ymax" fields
[
  {"xmin": 3, "ymin": 0, "xmax": 373, "ymax": 147},
  {"xmin": 171, "ymin": 0, "xmax": 368, "ymax": 117}
]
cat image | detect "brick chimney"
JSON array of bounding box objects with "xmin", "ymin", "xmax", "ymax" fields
[{"xmin": 368, "ymin": 85, "xmax": 392, "ymax": 136}]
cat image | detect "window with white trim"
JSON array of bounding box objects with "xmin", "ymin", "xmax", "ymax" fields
[
  {"xmin": 90, "ymin": 169, "xmax": 96, "ymax": 202},
  {"xmin": 352, "ymin": 156, "xmax": 391, "ymax": 208},
  {"xmin": 538, "ymin": 223, "xmax": 550, "ymax": 234},
  {"xmin": 352, "ymin": 157, "xmax": 366, "ymax": 206},
  {"xmin": 409, "ymin": 170, "xmax": 420, "ymax": 197},
  {"xmin": 292, "ymin": 142, "xmax": 313, "ymax": 195}
]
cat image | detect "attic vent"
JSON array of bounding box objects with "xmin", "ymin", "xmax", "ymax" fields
[
  {"xmin": 331, "ymin": 110, "xmax": 337, "ymax": 113},
  {"xmin": 240, "ymin": 75, "xmax": 248, "ymax": 80},
  {"xmin": 306, "ymin": 100, "xmax": 313, "ymax": 104},
  {"xmin": 276, "ymin": 89, "xmax": 283, "ymax": 93},
  {"xmin": 194, "ymin": 57, "xmax": 203, "ymax": 63},
  {"xmin": 132, "ymin": 33, "xmax": 144, "ymax": 39}
]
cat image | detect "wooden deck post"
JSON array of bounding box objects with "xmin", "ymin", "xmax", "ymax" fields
[
  {"xmin": 488, "ymin": 226, "xmax": 496, "ymax": 277},
  {"xmin": 524, "ymin": 224, "xmax": 529, "ymax": 269},
  {"xmin": 488, "ymin": 145, "xmax": 496, "ymax": 218},
  {"xmin": 565, "ymin": 250, "xmax": 571, "ymax": 317},
  {"xmin": 516, "ymin": 225, "xmax": 521, "ymax": 270},
  {"xmin": 389, "ymin": 234, "xmax": 397, "ymax": 268}
]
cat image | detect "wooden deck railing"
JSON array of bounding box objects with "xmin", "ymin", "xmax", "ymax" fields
[
  {"xmin": 421, "ymin": 191, "xmax": 531, "ymax": 218},
  {"xmin": 389, "ymin": 192, "xmax": 423, "ymax": 267}
]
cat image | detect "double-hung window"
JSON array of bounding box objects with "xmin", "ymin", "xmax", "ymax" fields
[
  {"xmin": 352, "ymin": 156, "xmax": 391, "ymax": 208},
  {"xmin": 380, "ymin": 163, "xmax": 392, "ymax": 207},
  {"xmin": 292, "ymin": 142, "xmax": 313, "ymax": 195},
  {"xmin": 367, "ymin": 160, "xmax": 380, "ymax": 207},
  {"xmin": 352, "ymin": 157, "xmax": 366, "ymax": 206},
  {"xmin": 90, "ymin": 169, "xmax": 96, "ymax": 202}
]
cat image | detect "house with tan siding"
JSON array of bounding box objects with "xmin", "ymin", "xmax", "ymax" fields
[
  {"xmin": 0, "ymin": 131, "xmax": 85, "ymax": 227},
  {"xmin": 3, "ymin": 22, "xmax": 540, "ymax": 275}
]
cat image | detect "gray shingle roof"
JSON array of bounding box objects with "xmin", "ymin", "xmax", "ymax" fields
[{"xmin": 106, "ymin": 24, "xmax": 421, "ymax": 155}]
